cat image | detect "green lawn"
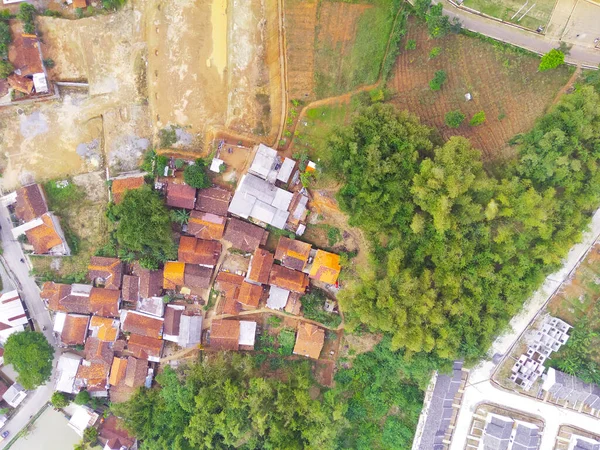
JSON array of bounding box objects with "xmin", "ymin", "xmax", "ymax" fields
[{"xmin": 462, "ymin": 0, "xmax": 555, "ymax": 30}]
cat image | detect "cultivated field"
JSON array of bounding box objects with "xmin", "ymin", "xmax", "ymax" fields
[
  {"xmin": 462, "ymin": 0, "xmax": 556, "ymax": 30},
  {"xmin": 387, "ymin": 19, "xmax": 573, "ymax": 160}
]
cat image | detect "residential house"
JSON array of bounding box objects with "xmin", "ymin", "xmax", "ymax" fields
[
  {"xmin": 163, "ymin": 261, "xmax": 185, "ymax": 290},
  {"xmin": 178, "ymin": 236, "xmax": 221, "ymax": 267},
  {"xmin": 542, "ymin": 368, "xmax": 600, "ymax": 409},
  {"xmin": 163, "ymin": 304, "xmax": 185, "ymax": 343},
  {"xmin": 183, "ymin": 264, "xmax": 213, "ymax": 291},
  {"xmin": 0, "ymin": 380, "xmax": 8, "ymax": 401},
  {"xmin": 55, "ymin": 353, "xmax": 83, "ymax": 394},
  {"xmin": 127, "ymin": 334, "xmax": 163, "ymax": 362},
  {"xmin": 284, "ymin": 292, "xmax": 302, "ymax": 315},
  {"xmin": 195, "ymin": 187, "xmax": 232, "ymax": 216},
  {"xmin": 0, "ymin": 290, "xmax": 29, "ymax": 344},
  {"xmin": 133, "ymin": 265, "xmax": 163, "ymax": 299},
  {"xmin": 246, "ymin": 248, "xmax": 273, "ymax": 285},
  {"xmin": 566, "ymin": 435, "xmax": 600, "ymax": 450},
  {"xmin": 88, "ymin": 257, "xmax": 124, "ymax": 290},
  {"xmin": 187, "ymin": 210, "xmax": 226, "ymax": 240},
  {"xmin": 480, "ymin": 414, "xmax": 540, "ymax": 450},
  {"xmin": 276, "ymin": 158, "xmax": 296, "ymax": 184},
  {"xmin": 89, "ymin": 287, "xmax": 121, "ymax": 318},
  {"xmin": 122, "ymin": 275, "xmax": 140, "ymax": 303},
  {"xmin": 75, "ymin": 360, "xmax": 110, "ymax": 397},
  {"xmin": 215, "ymin": 272, "xmax": 245, "ymax": 315},
  {"xmin": 223, "ymin": 218, "xmax": 269, "ymax": 253},
  {"xmin": 8, "ymin": 21, "xmax": 48, "ymax": 95},
  {"xmin": 166, "ymin": 182, "xmax": 196, "ymax": 209},
  {"xmin": 249, "ymin": 144, "xmax": 279, "ymax": 180},
  {"xmin": 293, "ymin": 323, "xmax": 324, "ymax": 359},
  {"xmin": 41, "ymin": 282, "xmax": 92, "ymax": 314},
  {"xmin": 98, "ymin": 415, "xmax": 135, "ymax": 450},
  {"xmin": 111, "ymin": 174, "xmax": 145, "ymax": 204},
  {"xmin": 2, "ymin": 383, "xmax": 26, "ymax": 408},
  {"xmin": 121, "ymin": 310, "xmax": 163, "ymax": 339},
  {"xmin": 23, "ymin": 213, "xmax": 70, "ymax": 255},
  {"xmin": 136, "ymin": 296, "xmax": 165, "ymax": 318},
  {"xmin": 55, "ymin": 313, "xmax": 90, "ymax": 346},
  {"xmin": 266, "ymin": 286, "xmax": 290, "ymax": 311},
  {"xmin": 123, "ymin": 356, "xmax": 149, "ymax": 388},
  {"xmin": 85, "ymin": 337, "xmax": 115, "ymax": 367},
  {"xmin": 14, "ymin": 184, "xmax": 47, "ymax": 222},
  {"xmin": 237, "ymin": 281, "xmax": 262, "ymax": 309},
  {"xmin": 269, "ymin": 265, "xmax": 309, "ymax": 293},
  {"xmin": 109, "ymin": 357, "xmax": 128, "ymax": 388},
  {"xmin": 163, "ymin": 306, "xmax": 202, "ymax": 348},
  {"xmin": 88, "ymin": 316, "xmax": 120, "ymax": 342},
  {"xmin": 210, "ymin": 320, "xmax": 256, "ymax": 351},
  {"xmin": 307, "ymin": 250, "xmax": 341, "ymax": 285},
  {"xmin": 72, "ymin": 0, "xmax": 87, "ymax": 9},
  {"xmin": 275, "ymin": 237, "xmax": 311, "ymax": 271},
  {"xmin": 8, "ymin": 74, "xmax": 33, "ymax": 95},
  {"xmin": 68, "ymin": 405, "xmax": 99, "ymax": 437},
  {"xmin": 288, "ymin": 192, "xmax": 309, "ymax": 233}
]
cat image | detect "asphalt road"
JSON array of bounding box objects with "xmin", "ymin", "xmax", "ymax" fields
[
  {"xmin": 0, "ymin": 202, "xmax": 58, "ymax": 449},
  {"xmin": 438, "ymin": 0, "xmax": 600, "ymax": 67}
]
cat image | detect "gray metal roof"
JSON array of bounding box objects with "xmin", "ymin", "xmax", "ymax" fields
[
  {"xmin": 512, "ymin": 423, "xmax": 539, "ymax": 450},
  {"xmin": 573, "ymin": 437, "xmax": 600, "ymax": 450},
  {"xmin": 271, "ymin": 209, "xmax": 290, "ymax": 230},
  {"xmin": 229, "ymin": 191, "xmax": 256, "ymax": 219},
  {"xmin": 249, "ymin": 144, "xmax": 278, "ymax": 179},
  {"xmin": 178, "ymin": 315, "xmax": 202, "ymax": 348},
  {"xmin": 272, "ymin": 188, "xmax": 293, "ymax": 211},
  {"xmin": 277, "ymin": 158, "xmax": 296, "ymax": 183},
  {"xmin": 251, "ymin": 200, "xmax": 277, "ymax": 225},
  {"xmin": 266, "ymin": 286, "xmax": 290, "ymax": 310}
]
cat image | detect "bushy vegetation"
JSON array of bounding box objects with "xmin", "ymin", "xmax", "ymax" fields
[
  {"xmin": 51, "ymin": 391, "xmax": 70, "ymax": 409},
  {"xmin": 17, "ymin": 3, "xmax": 37, "ymax": 35},
  {"xmin": 158, "ymin": 126, "xmax": 178, "ymax": 148},
  {"xmin": 112, "ymin": 186, "xmax": 176, "ymax": 269},
  {"xmin": 0, "ymin": 60, "xmax": 12, "ymax": 79},
  {"xmin": 415, "ymin": 0, "xmax": 461, "ymax": 39},
  {"xmin": 0, "ymin": 21, "xmax": 12, "ymax": 61},
  {"xmin": 329, "ymin": 86, "xmax": 600, "ymax": 359},
  {"xmin": 429, "ymin": 69, "xmax": 447, "ymax": 90},
  {"xmin": 183, "ymin": 159, "xmax": 210, "ymax": 189},
  {"xmin": 444, "ymin": 110, "xmax": 465, "ymax": 128},
  {"xmin": 43, "ymin": 180, "xmax": 86, "ymax": 214},
  {"xmin": 469, "ymin": 110, "xmax": 486, "ymax": 126},
  {"xmin": 405, "ymin": 39, "xmax": 416, "ymax": 50},
  {"xmin": 277, "ymin": 329, "xmax": 296, "ymax": 356},
  {"xmin": 4, "ymin": 331, "xmax": 54, "ymax": 389},
  {"xmin": 74, "ymin": 390, "xmax": 91, "ymax": 405},
  {"xmin": 539, "ymin": 49, "xmax": 565, "ymax": 72},
  {"xmin": 300, "ymin": 289, "xmax": 342, "ymax": 328}
]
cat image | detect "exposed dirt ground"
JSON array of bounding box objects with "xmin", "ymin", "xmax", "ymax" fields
[{"xmin": 387, "ymin": 18, "xmax": 573, "ymax": 160}]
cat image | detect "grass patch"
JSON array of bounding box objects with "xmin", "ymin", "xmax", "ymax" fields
[
  {"xmin": 277, "ymin": 329, "xmax": 296, "ymax": 356},
  {"xmin": 43, "ymin": 180, "xmax": 86, "ymax": 214},
  {"xmin": 300, "ymin": 288, "xmax": 342, "ymax": 328},
  {"xmin": 461, "ymin": 0, "xmax": 555, "ymax": 31}
]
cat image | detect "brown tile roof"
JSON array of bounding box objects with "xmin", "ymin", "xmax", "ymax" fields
[
  {"xmin": 237, "ymin": 282, "xmax": 262, "ymax": 308},
  {"xmin": 111, "ymin": 176, "xmax": 145, "ymax": 204},
  {"xmin": 210, "ymin": 320, "xmax": 240, "ymax": 351},
  {"xmin": 25, "ymin": 213, "xmax": 64, "ymax": 254},
  {"xmin": 178, "ymin": 236, "xmax": 221, "ymax": 266},
  {"xmin": 41, "ymin": 281, "xmax": 72, "ymax": 312},
  {"xmin": 166, "ymin": 182, "xmax": 196, "ymax": 209},
  {"xmin": 7, "ymin": 74, "xmax": 33, "ymax": 95},
  {"xmin": 122, "ymin": 275, "xmax": 139, "ymax": 303},
  {"xmin": 15, "ymin": 184, "xmax": 47, "ymax": 222},
  {"xmin": 8, "ymin": 21, "xmax": 44, "ymax": 76},
  {"xmin": 127, "ymin": 334, "xmax": 163, "ymax": 361},
  {"xmin": 215, "ymin": 272, "xmax": 244, "ymax": 301},
  {"xmin": 285, "ymin": 292, "xmax": 303, "ymax": 315},
  {"xmin": 275, "ymin": 237, "xmax": 312, "ymax": 271},
  {"xmin": 247, "ymin": 248, "xmax": 274, "ymax": 284},
  {"xmin": 293, "ymin": 323, "xmax": 325, "ymax": 359},
  {"xmin": 187, "ymin": 211, "xmax": 226, "ymax": 240},
  {"xmin": 85, "ymin": 337, "xmax": 114, "ymax": 366},
  {"xmin": 88, "ymin": 257, "xmax": 123, "ymax": 290},
  {"xmin": 183, "ymin": 264, "xmax": 212, "ymax": 289},
  {"xmin": 124, "ymin": 356, "xmax": 148, "ymax": 388},
  {"xmin": 133, "ymin": 265, "xmax": 163, "ymax": 298},
  {"xmin": 163, "ymin": 305, "xmax": 183, "ymax": 336},
  {"xmin": 222, "ymin": 296, "xmax": 242, "ymax": 316},
  {"xmin": 223, "ymin": 218, "xmax": 269, "ymax": 253},
  {"xmin": 61, "ymin": 314, "xmax": 90, "ymax": 346},
  {"xmin": 269, "ymin": 265, "xmax": 309, "ymax": 293},
  {"xmin": 89, "ymin": 288, "xmax": 120, "ymax": 318},
  {"xmin": 99, "ymin": 416, "xmax": 135, "ymax": 448},
  {"xmin": 163, "ymin": 261, "xmax": 185, "ymax": 290},
  {"xmin": 89, "ymin": 316, "xmax": 119, "ymax": 342},
  {"xmin": 309, "ymin": 250, "xmax": 341, "ymax": 285},
  {"xmin": 122, "ymin": 311, "xmax": 163, "ymax": 339},
  {"xmin": 76, "ymin": 360, "xmax": 109, "ymax": 392},
  {"xmin": 195, "ymin": 187, "xmax": 232, "ymax": 215},
  {"xmin": 109, "ymin": 357, "xmax": 127, "ymax": 386}
]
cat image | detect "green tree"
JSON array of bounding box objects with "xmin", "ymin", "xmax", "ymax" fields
[
  {"xmin": 429, "ymin": 70, "xmax": 447, "ymax": 91},
  {"xmin": 469, "ymin": 110, "xmax": 486, "ymax": 126},
  {"xmin": 444, "ymin": 110, "xmax": 465, "ymax": 128},
  {"xmin": 4, "ymin": 331, "xmax": 54, "ymax": 389},
  {"xmin": 170, "ymin": 208, "xmax": 189, "ymax": 225},
  {"xmin": 102, "ymin": 0, "xmax": 127, "ymax": 11},
  {"xmin": 74, "ymin": 390, "xmax": 91, "ymax": 406},
  {"xmin": 83, "ymin": 426, "xmax": 98, "ymax": 445},
  {"xmin": 539, "ymin": 49, "xmax": 565, "ymax": 72},
  {"xmin": 17, "ymin": 3, "xmax": 36, "ymax": 34},
  {"xmin": 0, "ymin": 60, "xmax": 13, "ymax": 79},
  {"xmin": 113, "ymin": 186, "xmax": 176, "ymax": 269},
  {"xmin": 183, "ymin": 160, "xmax": 210, "ymax": 189},
  {"xmin": 51, "ymin": 391, "xmax": 70, "ymax": 408},
  {"xmin": 0, "ymin": 21, "xmax": 11, "ymax": 58}
]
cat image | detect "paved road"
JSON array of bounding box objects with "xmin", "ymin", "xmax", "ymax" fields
[
  {"xmin": 449, "ymin": 208, "xmax": 600, "ymax": 449},
  {"xmin": 437, "ymin": 0, "xmax": 600, "ymax": 67},
  {"xmin": 0, "ymin": 202, "xmax": 58, "ymax": 449}
]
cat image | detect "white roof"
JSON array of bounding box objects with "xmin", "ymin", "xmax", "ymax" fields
[
  {"xmin": 266, "ymin": 286, "xmax": 290, "ymax": 310},
  {"xmin": 296, "ymin": 224, "xmax": 306, "ymax": 236},
  {"xmin": 68, "ymin": 406, "xmax": 99, "ymax": 437},
  {"xmin": 178, "ymin": 315, "xmax": 202, "ymax": 348},
  {"xmin": 0, "ymin": 291, "xmax": 28, "ymax": 329},
  {"xmin": 272, "ymin": 189, "xmax": 293, "ymax": 211},
  {"xmin": 250, "ymin": 200, "xmax": 277, "ymax": 225},
  {"xmin": 229, "ymin": 190, "xmax": 257, "ymax": 219},
  {"xmin": 54, "ymin": 312, "xmax": 67, "ymax": 333},
  {"xmin": 238, "ymin": 321, "xmax": 257, "ymax": 347},
  {"xmin": 291, "ymin": 194, "xmax": 309, "ymax": 220},
  {"xmin": 56, "ymin": 353, "xmax": 82, "ymax": 394},
  {"xmin": 238, "ymin": 174, "xmax": 277, "ymax": 204},
  {"xmin": 136, "ymin": 297, "xmax": 165, "ymax": 317},
  {"xmin": 277, "ymin": 158, "xmax": 296, "ymax": 183},
  {"xmin": 210, "ymin": 158, "xmax": 224, "ymax": 173},
  {"xmin": 249, "ymin": 144, "xmax": 277, "ymax": 179},
  {"xmin": 271, "ymin": 209, "xmax": 290, "ymax": 230},
  {"xmin": 3, "ymin": 383, "xmax": 26, "ymax": 408},
  {"xmin": 33, "ymin": 73, "xmax": 48, "ymax": 93}
]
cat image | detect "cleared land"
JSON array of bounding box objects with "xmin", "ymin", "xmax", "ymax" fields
[
  {"xmin": 387, "ymin": 19, "xmax": 572, "ymax": 160},
  {"xmin": 462, "ymin": 0, "xmax": 556, "ymax": 30}
]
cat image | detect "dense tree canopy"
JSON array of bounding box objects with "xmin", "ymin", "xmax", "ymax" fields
[
  {"xmin": 184, "ymin": 160, "xmax": 210, "ymax": 189},
  {"xmin": 4, "ymin": 331, "xmax": 54, "ymax": 389},
  {"xmin": 332, "ymin": 89, "xmax": 600, "ymax": 359},
  {"xmin": 113, "ymin": 186, "xmax": 176, "ymax": 269}
]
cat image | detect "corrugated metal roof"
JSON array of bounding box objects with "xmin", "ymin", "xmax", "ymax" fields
[
  {"xmin": 239, "ymin": 321, "xmax": 257, "ymax": 347},
  {"xmin": 277, "ymin": 158, "xmax": 295, "ymax": 183},
  {"xmin": 249, "ymin": 144, "xmax": 278, "ymax": 179},
  {"xmin": 266, "ymin": 286, "xmax": 289, "ymax": 310}
]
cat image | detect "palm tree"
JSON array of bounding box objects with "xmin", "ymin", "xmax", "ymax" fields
[{"xmin": 171, "ymin": 209, "xmax": 190, "ymax": 225}]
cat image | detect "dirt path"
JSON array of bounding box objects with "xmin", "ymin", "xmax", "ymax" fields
[
  {"xmin": 551, "ymin": 65, "xmax": 581, "ymax": 106},
  {"xmin": 159, "ymin": 346, "xmax": 199, "ymax": 363}
]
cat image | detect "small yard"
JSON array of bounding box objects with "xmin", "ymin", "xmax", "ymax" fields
[{"xmin": 300, "ymin": 288, "xmax": 341, "ymax": 328}]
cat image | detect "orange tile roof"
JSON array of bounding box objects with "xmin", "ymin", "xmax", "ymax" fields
[
  {"xmin": 72, "ymin": 0, "xmax": 87, "ymax": 7},
  {"xmin": 187, "ymin": 211, "xmax": 226, "ymax": 240},
  {"xmin": 293, "ymin": 323, "xmax": 325, "ymax": 359},
  {"xmin": 76, "ymin": 361, "xmax": 109, "ymax": 392},
  {"xmin": 309, "ymin": 250, "xmax": 341, "ymax": 285},
  {"xmin": 124, "ymin": 356, "xmax": 148, "ymax": 388},
  {"xmin": 61, "ymin": 314, "xmax": 90, "ymax": 346},
  {"xmin": 89, "ymin": 288, "xmax": 120, "ymax": 318},
  {"xmin": 88, "ymin": 257, "xmax": 123, "ymax": 290},
  {"xmin": 247, "ymin": 249, "xmax": 274, "ymax": 285},
  {"xmin": 269, "ymin": 265, "xmax": 309, "ymax": 293},
  {"xmin": 166, "ymin": 183, "xmax": 196, "ymax": 209},
  {"xmin": 210, "ymin": 320, "xmax": 240, "ymax": 351},
  {"xmin": 178, "ymin": 236, "xmax": 221, "ymax": 266},
  {"xmin": 26, "ymin": 213, "xmax": 63, "ymax": 254},
  {"xmin": 109, "ymin": 357, "xmax": 128, "ymax": 386},
  {"xmin": 8, "ymin": 21, "xmax": 44, "ymax": 76},
  {"xmin": 89, "ymin": 316, "xmax": 119, "ymax": 342},
  {"xmin": 275, "ymin": 237, "xmax": 312, "ymax": 271},
  {"xmin": 127, "ymin": 334, "xmax": 163, "ymax": 360},
  {"xmin": 85, "ymin": 337, "xmax": 114, "ymax": 366},
  {"xmin": 7, "ymin": 73, "xmax": 33, "ymax": 95},
  {"xmin": 163, "ymin": 261, "xmax": 185, "ymax": 289},
  {"xmin": 40, "ymin": 281, "xmax": 71, "ymax": 312},
  {"xmin": 15, "ymin": 184, "xmax": 47, "ymax": 222},
  {"xmin": 237, "ymin": 282, "xmax": 262, "ymax": 308},
  {"xmin": 122, "ymin": 311, "xmax": 163, "ymax": 339},
  {"xmin": 111, "ymin": 176, "xmax": 145, "ymax": 204},
  {"xmin": 222, "ymin": 295, "xmax": 242, "ymax": 316},
  {"xmin": 215, "ymin": 271, "xmax": 244, "ymax": 301}
]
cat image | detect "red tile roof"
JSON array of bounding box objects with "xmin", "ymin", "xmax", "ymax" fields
[
  {"xmin": 269, "ymin": 265, "xmax": 309, "ymax": 293},
  {"xmin": 8, "ymin": 21, "xmax": 44, "ymax": 76},
  {"xmin": 163, "ymin": 305, "xmax": 183, "ymax": 336},
  {"xmin": 133, "ymin": 265, "xmax": 163, "ymax": 298},
  {"xmin": 223, "ymin": 218, "xmax": 269, "ymax": 253},
  {"xmin": 25, "ymin": 213, "xmax": 64, "ymax": 254},
  {"xmin": 99, "ymin": 416, "xmax": 135, "ymax": 448},
  {"xmin": 14, "ymin": 184, "xmax": 47, "ymax": 222},
  {"xmin": 293, "ymin": 323, "xmax": 325, "ymax": 359},
  {"xmin": 247, "ymin": 248, "xmax": 274, "ymax": 284},
  {"xmin": 178, "ymin": 236, "xmax": 221, "ymax": 266},
  {"xmin": 84, "ymin": 337, "xmax": 114, "ymax": 366},
  {"xmin": 195, "ymin": 187, "xmax": 232, "ymax": 215},
  {"xmin": 111, "ymin": 176, "xmax": 145, "ymax": 204},
  {"xmin": 124, "ymin": 356, "xmax": 148, "ymax": 388},
  {"xmin": 122, "ymin": 275, "xmax": 139, "ymax": 303},
  {"xmin": 275, "ymin": 237, "xmax": 312, "ymax": 271},
  {"xmin": 183, "ymin": 264, "xmax": 213, "ymax": 289},
  {"xmin": 166, "ymin": 183, "xmax": 196, "ymax": 209},
  {"xmin": 210, "ymin": 320, "xmax": 239, "ymax": 351},
  {"xmin": 187, "ymin": 211, "xmax": 226, "ymax": 240},
  {"xmin": 127, "ymin": 334, "xmax": 163, "ymax": 361},
  {"xmin": 237, "ymin": 282, "xmax": 262, "ymax": 308},
  {"xmin": 61, "ymin": 314, "xmax": 90, "ymax": 346},
  {"xmin": 89, "ymin": 288, "xmax": 120, "ymax": 318},
  {"xmin": 88, "ymin": 257, "xmax": 123, "ymax": 290},
  {"xmin": 122, "ymin": 311, "xmax": 163, "ymax": 339}
]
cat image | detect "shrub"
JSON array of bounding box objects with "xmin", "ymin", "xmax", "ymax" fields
[
  {"xmin": 429, "ymin": 47, "xmax": 441, "ymax": 58},
  {"xmin": 469, "ymin": 111, "xmax": 486, "ymax": 126},
  {"xmin": 429, "ymin": 70, "xmax": 447, "ymax": 91},
  {"xmin": 539, "ymin": 49, "xmax": 565, "ymax": 72},
  {"xmin": 51, "ymin": 391, "xmax": 70, "ymax": 408},
  {"xmin": 369, "ymin": 89, "xmax": 384, "ymax": 103},
  {"xmin": 74, "ymin": 390, "xmax": 91, "ymax": 405},
  {"xmin": 277, "ymin": 329, "xmax": 296, "ymax": 356},
  {"xmin": 0, "ymin": 9, "xmax": 11, "ymax": 20},
  {"xmin": 405, "ymin": 39, "xmax": 416, "ymax": 50},
  {"xmin": 183, "ymin": 160, "xmax": 210, "ymax": 189},
  {"xmin": 43, "ymin": 58, "xmax": 55, "ymax": 68},
  {"xmin": 445, "ymin": 110, "xmax": 465, "ymax": 128},
  {"xmin": 0, "ymin": 60, "xmax": 13, "ymax": 79},
  {"xmin": 159, "ymin": 126, "xmax": 177, "ymax": 148}
]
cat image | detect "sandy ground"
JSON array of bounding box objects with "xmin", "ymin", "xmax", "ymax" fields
[{"xmin": 9, "ymin": 407, "xmax": 80, "ymax": 450}]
